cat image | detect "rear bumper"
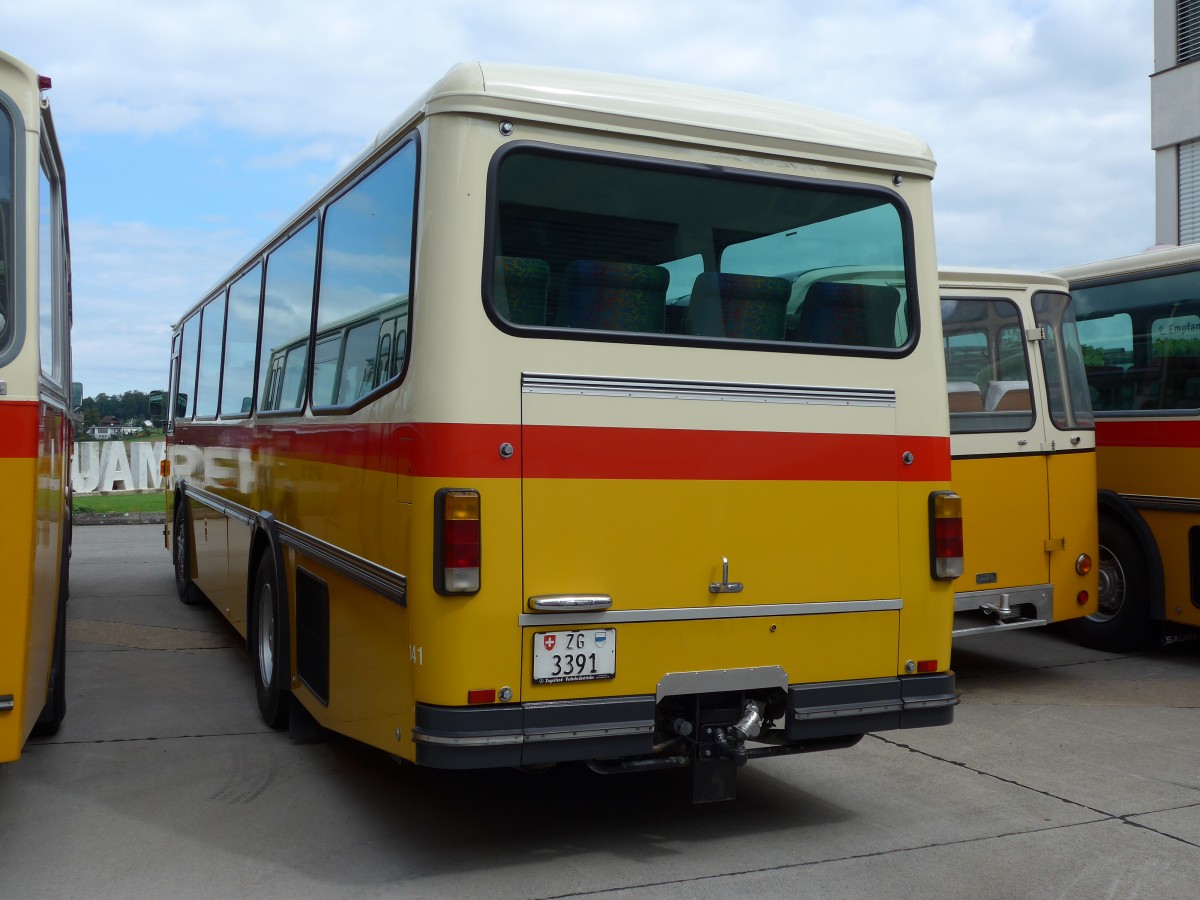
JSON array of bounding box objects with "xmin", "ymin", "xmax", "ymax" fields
[{"xmin": 411, "ymin": 672, "xmax": 957, "ymax": 770}]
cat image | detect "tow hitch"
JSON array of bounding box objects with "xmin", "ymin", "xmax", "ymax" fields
[{"xmin": 693, "ymin": 699, "xmax": 766, "ymax": 802}]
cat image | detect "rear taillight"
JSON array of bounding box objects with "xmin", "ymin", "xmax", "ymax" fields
[
  {"xmin": 929, "ymin": 491, "xmax": 963, "ymax": 580},
  {"xmin": 435, "ymin": 488, "xmax": 480, "ymax": 595}
]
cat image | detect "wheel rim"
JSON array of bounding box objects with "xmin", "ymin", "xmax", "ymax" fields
[
  {"xmin": 1091, "ymin": 542, "xmax": 1125, "ymax": 624},
  {"xmin": 257, "ymin": 580, "xmax": 275, "ymax": 688}
]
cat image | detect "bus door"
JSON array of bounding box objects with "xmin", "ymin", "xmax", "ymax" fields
[
  {"xmin": 943, "ymin": 295, "xmax": 1056, "ymax": 633},
  {"xmin": 1031, "ymin": 290, "xmax": 1098, "ymax": 627}
]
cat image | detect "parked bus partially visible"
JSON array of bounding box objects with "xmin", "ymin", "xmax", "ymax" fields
[
  {"xmin": 1055, "ymin": 244, "xmax": 1200, "ymax": 649},
  {"xmin": 938, "ymin": 268, "xmax": 1097, "ymax": 637},
  {"xmin": 0, "ymin": 50, "xmax": 74, "ymax": 762},
  {"xmin": 164, "ymin": 62, "xmax": 960, "ymax": 802}
]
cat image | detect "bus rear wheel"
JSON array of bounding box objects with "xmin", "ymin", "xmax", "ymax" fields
[
  {"xmin": 1064, "ymin": 520, "xmax": 1154, "ymax": 652},
  {"xmin": 252, "ymin": 552, "xmax": 289, "ymax": 730}
]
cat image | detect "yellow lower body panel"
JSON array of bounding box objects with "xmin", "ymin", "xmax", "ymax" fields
[{"xmin": 521, "ymin": 609, "xmax": 899, "ymax": 703}]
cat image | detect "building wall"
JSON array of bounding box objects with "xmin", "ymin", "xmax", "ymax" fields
[{"xmin": 1153, "ymin": 0, "xmax": 1200, "ymax": 244}]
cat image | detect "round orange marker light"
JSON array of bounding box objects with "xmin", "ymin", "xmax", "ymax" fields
[{"xmin": 1075, "ymin": 554, "xmax": 1093, "ymax": 576}]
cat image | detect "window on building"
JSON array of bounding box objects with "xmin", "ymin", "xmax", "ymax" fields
[
  {"xmin": 1181, "ymin": 139, "xmax": 1200, "ymax": 244},
  {"xmin": 1179, "ymin": 0, "xmax": 1200, "ymax": 64}
]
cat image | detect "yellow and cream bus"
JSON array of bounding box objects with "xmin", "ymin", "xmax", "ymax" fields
[
  {"xmin": 0, "ymin": 50, "xmax": 73, "ymax": 762},
  {"xmin": 938, "ymin": 268, "xmax": 1097, "ymax": 637},
  {"xmin": 1055, "ymin": 244, "xmax": 1200, "ymax": 649},
  {"xmin": 164, "ymin": 62, "xmax": 960, "ymax": 802}
]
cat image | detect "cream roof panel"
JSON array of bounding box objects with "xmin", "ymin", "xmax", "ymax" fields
[
  {"xmin": 1053, "ymin": 244, "xmax": 1200, "ymax": 284},
  {"xmin": 939, "ymin": 267, "xmax": 1068, "ymax": 292},
  {"xmin": 372, "ymin": 62, "xmax": 936, "ymax": 177}
]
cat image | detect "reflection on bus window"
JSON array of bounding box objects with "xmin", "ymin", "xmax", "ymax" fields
[
  {"xmin": 1074, "ymin": 268, "xmax": 1200, "ymax": 412},
  {"xmin": 258, "ymin": 219, "xmax": 317, "ymax": 412},
  {"xmin": 1033, "ymin": 291, "xmax": 1094, "ymax": 429},
  {"xmin": 313, "ymin": 141, "xmax": 415, "ymax": 408},
  {"xmin": 177, "ymin": 313, "xmax": 200, "ymax": 420},
  {"xmin": 194, "ymin": 295, "xmax": 226, "ymax": 418},
  {"xmin": 221, "ymin": 265, "xmax": 261, "ymax": 417}
]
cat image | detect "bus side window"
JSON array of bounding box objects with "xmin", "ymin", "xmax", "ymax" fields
[
  {"xmin": 258, "ymin": 219, "xmax": 318, "ymax": 413},
  {"xmin": 314, "ymin": 141, "xmax": 415, "ymax": 408}
]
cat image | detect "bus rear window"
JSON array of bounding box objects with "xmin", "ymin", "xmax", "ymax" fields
[{"xmin": 488, "ymin": 148, "xmax": 913, "ymax": 351}]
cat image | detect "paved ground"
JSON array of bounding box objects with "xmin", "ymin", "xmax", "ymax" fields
[{"xmin": 1, "ymin": 523, "xmax": 1198, "ymax": 899}]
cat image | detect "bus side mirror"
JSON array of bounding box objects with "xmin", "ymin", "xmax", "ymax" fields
[{"xmin": 148, "ymin": 389, "xmax": 164, "ymax": 420}]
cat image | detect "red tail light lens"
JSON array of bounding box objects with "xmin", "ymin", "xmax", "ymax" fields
[
  {"xmin": 930, "ymin": 491, "xmax": 963, "ymax": 580},
  {"xmin": 436, "ymin": 489, "xmax": 480, "ymax": 595}
]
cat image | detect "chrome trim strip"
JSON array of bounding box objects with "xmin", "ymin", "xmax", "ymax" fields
[
  {"xmin": 410, "ymin": 722, "xmax": 653, "ymax": 746},
  {"xmin": 522, "ymin": 373, "xmax": 896, "ymax": 408},
  {"xmin": 410, "ymin": 730, "xmax": 524, "ymax": 747},
  {"xmin": 902, "ymin": 696, "xmax": 960, "ymax": 710},
  {"xmin": 518, "ymin": 598, "xmax": 901, "ymax": 628},
  {"xmin": 0, "ymin": 694, "xmax": 13, "ymax": 712},
  {"xmin": 1122, "ymin": 493, "xmax": 1200, "ymax": 514},
  {"xmin": 277, "ymin": 523, "xmax": 407, "ymax": 607},
  {"xmin": 529, "ymin": 594, "xmax": 613, "ymax": 612},
  {"xmin": 182, "ymin": 483, "xmax": 255, "ymax": 526},
  {"xmin": 523, "ymin": 723, "xmax": 655, "ymax": 742},
  {"xmin": 793, "ymin": 701, "xmax": 903, "ymax": 720},
  {"xmin": 181, "ymin": 483, "xmax": 407, "ymax": 606}
]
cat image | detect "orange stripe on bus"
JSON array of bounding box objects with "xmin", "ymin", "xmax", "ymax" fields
[
  {"xmin": 1097, "ymin": 419, "xmax": 1200, "ymax": 449},
  {"xmin": 0, "ymin": 402, "xmax": 40, "ymax": 459},
  {"xmin": 172, "ymin": 421, "xmax": 949, "ymax": 482},
  {"xmin": 522, "ymin": 425, "xmax": 948, "ymax": 481}
]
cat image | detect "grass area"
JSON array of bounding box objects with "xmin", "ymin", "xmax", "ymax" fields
[{"xmin": 73, "ymin": 492, "xmax": 166, "ymax": 515}]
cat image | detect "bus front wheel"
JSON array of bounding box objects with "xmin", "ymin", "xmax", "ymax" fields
[
  {"xmin": 172, "ymin": 502, "xmax": 202, "ymax": 606},
  {"xmin": 1065, "ymin": 520, "xmax": 1154, "ymax": 652},
  {"xmin": 252, "ymin": 553, "xmax": 289, "ymax": 730},
  {"xmin": 33, "ymin": 520, "xmax": 70, "ymax": 737}
]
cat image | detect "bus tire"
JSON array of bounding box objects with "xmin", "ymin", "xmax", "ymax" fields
[
  {"xmin": 1064, "ymin": 519, "xmax": 1154, "ymax": 652},
  {"xmin": 252, "ymin": 552, "xmax": 289, "ymax": 730},
  {"xmin": 173, "ymin": 502, "xmax": 202, "ymax": 605},
  {"xmin": 32, "ymin": 531, "xmax": 69, "ymax": 737}
]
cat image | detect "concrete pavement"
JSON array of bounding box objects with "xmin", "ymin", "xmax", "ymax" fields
[{"xmin": 1, "ymin": 523, "xmax": 1198, "ymax": 898}]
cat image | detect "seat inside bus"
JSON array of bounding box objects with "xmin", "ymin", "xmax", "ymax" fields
[
  {"xmin": 788, "ymin": 281, "xmax": 901, "ymax": 347},
  {"xmin": 684, "ymin": 272, "xmax": 790, "ymax": 340},
  {"xmin": 493, "ymin": 256, "xmax": 551, "ymax": 326},
  {"xmin": 555, "ymin": 260, "xmax": 670, "ymax": 332}
]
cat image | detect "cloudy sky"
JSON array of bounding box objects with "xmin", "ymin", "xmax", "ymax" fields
[{"xmin": 4, "ymin": 0, "xmax": 1155, "ymax": 397}]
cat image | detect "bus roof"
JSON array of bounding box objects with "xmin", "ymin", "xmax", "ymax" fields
[
  {"xmin": 939, "ymin": 267, "xmax": 1068, "ymax": 292},
  {"xmin": 368, "ymin": 62, "xmax": 936, "ymax": 179},
  {"xmin": 1052, "ymin": 244, "xmax": 1200, "ymax": 285},
  {"xmin": 177, "ymin": 62, "xmax": 936, "ymax": 328}
]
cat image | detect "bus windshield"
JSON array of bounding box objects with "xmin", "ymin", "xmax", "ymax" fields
[
  {"xmin": 1073, "ymin": 268, "xmax": 1200, "ymax": 412},
  {"xmin": 489, "ymin": 148, "xmax": 912, "ymax": 350}
]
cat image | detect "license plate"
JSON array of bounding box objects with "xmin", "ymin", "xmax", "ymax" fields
[{"xmin": 533, "ymin": 629, "xmax": 616, "ymax": 684}]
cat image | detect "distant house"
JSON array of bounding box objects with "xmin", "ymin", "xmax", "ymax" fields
[{"xmin": 87, "ymin": 417, "xmax": 145, "ymax": 439}]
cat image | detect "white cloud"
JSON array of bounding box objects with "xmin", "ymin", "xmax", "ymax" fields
[{"xmin": 1, "ymin": 0, "xmax": 1160, "ymax": 391}]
